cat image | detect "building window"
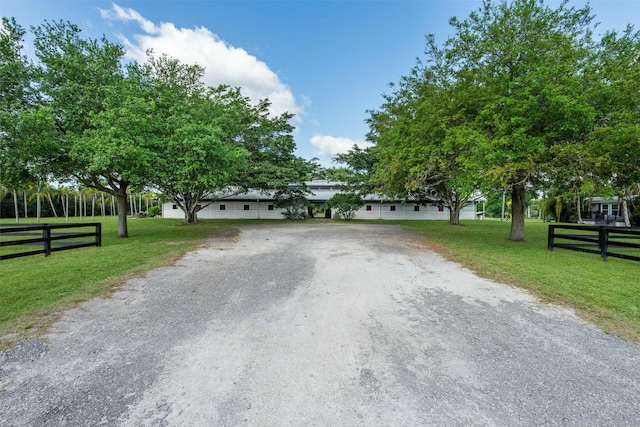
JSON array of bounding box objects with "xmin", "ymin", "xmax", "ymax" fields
[
  {"xmin": 390, "ymin": 205, "xmax": 396, "ymax": 211},
  {"xmin": 366, "ymin": 205, "xmax": 372, "ymax": 211},
  {"xmin": 438, "ymin": 205, "xmax": 444, "ymax": 212},
  {"xmin": 611, "ymin": 204, "xmax": 619, "ymax": 217},
  {"xmin": 268, "ymin": 204, "xmax": 274, "ymax": 211},
  {"xmin": 220, "ymin": 204, "xmax": 226, "ymax": 211},
  {"xmin": 244, "ymin": 205, "xmax": 250, "ymax": 211},
  {"xmin": 414, "ymin": 205, "xmax": 420, "ymax": 212},
  {"xmin": 172, "ymin": 204, "xmax": 178, "ymax": 210}
]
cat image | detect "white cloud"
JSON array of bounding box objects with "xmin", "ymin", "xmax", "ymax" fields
[
  {"xmin": 310, "ymin": 134, "xmax": 373, "ymax": 165},
  {"xmin": 100, "ymin": 3, "xmax": 301, "ymax": 118}
]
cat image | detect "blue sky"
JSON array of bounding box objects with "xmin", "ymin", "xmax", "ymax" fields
[{"xmin": 2, "ymin": 1, "xmax": 640, "ymax": 166}]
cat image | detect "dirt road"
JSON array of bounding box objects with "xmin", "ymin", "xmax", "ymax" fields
[{"xmin": 1, "ymin": 223, "xmax": 639, "ymax": 426}]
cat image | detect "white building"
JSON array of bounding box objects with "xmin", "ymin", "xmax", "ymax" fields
[{"xmin": 162, "ymin": 180, "xmax": 479, "ymax": 221}]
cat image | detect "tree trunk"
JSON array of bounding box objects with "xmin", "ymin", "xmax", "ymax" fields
[
  {"xmin": 117, "ymin": 194, "xmax": 129, "ymax": 238},
  {"xmin": 447, "ymin": 204, "xmax": 462, "ymax": 225},
  {"xmin": 509, "ymin": 184, "xmax": 526, "ymax": 241},
  {"xmin": 46, "ymin": 193, "xmax": 57, "ymax": 217},
  {"xmin": 185, "ymin": 208, "xmax": 198, "ymax": 224},
  {"xmin": 13, "ymin": 190, "xmax": 19, "ymax": 223},
  {"xmin": 621, "ymin": 197, "xmax": 631, "ymax": 227},
  {"xmin": 23, "ymin": 191, "xmax": 27, "ymax": 218},
  {"xmin": 36, "ymin": 192, "xmax": 41, "ymax": 223},
  {"xmin": 576, "ymin": 192, "xmax": 583, "ymax": 224}
]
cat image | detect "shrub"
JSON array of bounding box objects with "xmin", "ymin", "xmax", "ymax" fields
[
  {"xmin": 147, "ymin": 206, "xmax": 162, "ymax": 217},
  {"xmin": 325, "ymin": 193, "xmax": 364, "ymax": 220}
]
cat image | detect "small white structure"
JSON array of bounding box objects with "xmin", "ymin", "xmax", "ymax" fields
[{"xmin": 162, "ymin": 180, "xmax": 479, "ymax": 220}]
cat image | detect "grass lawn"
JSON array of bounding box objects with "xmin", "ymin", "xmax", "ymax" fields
[
  {"xmin": 390, "ymin": 218, "xmax": 640, "ymax": 344},
  {"xmin": 0, "ymin": 217, "xmax": 249, "ymax": 349},
  {"xmin": 1, "ymin": 216, "xmax": 638, "ymax": 348}
]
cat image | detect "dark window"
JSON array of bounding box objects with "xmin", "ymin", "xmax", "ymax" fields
[
  {"xmin": 438, "ymin": 205, "xmax": 444, "ymax": 212},
  {"xmin": 390, "ymin": 205, "xmax": 396, "ymax": 211},
  {"xmin": 268, "ymin": 205, "xmax": 274, "ymax": 211},
  {"xmin": 172, "ymin": 204, "xmax": 177, "ymax": 210},
  {"xmin": 366, "ymin": 205, "xmax": 372, "ymax": 211},
  {"xmin": 220, "ymin": 204, "xmax": 226, "ymax": 211},
  {"xmin": 414, "ymin": 205, "xmax": 420, "ymax": 212},
  {"xmin": 244, "ymin": 205, "xmax": 250, "ymax": 211}
]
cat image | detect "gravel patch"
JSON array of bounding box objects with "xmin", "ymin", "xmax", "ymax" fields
[{"xmin": 1, "ymin": 222, "xmax": 639, "ymax": 426}]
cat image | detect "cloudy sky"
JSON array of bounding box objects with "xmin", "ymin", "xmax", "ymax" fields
[{"xmin": 3, "ymin": 0, "xmax": 640, "ymax": 166}]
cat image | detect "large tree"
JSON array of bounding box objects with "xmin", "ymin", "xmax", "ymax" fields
[
  {"xmin": 0, "ymin": 18, "xmax": 45, "ymax": 193},
  {"xmin": 587, "ymin": 26, "xmax": 640, "ymax": 227},
  {"xmin": 117, "ymin": 55, "xmax": 250, "ymax": 224},
  {"xmin": 2, "ymin": 21, "xmax": 141, "ymax": 237},
  {"xmin": 447, "ymin": 0, "xmax": 596, "ymax": 240},
  {"xmin": 367, "ymin": 36, "xmax": 483, "ymax": 225},
  {"xmin": 232, "ymin": 98, "xmax": 312, "ymax": 198}
]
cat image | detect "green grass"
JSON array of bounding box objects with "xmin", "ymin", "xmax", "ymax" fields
[
  {"xmin": 0, "ymin": 217, "xmax": 247, "ymax": 348},
  {"xmin": 1, "ymin": 217, "xmax": 639, "ymax": 348},
  {"xmin": 388, "ymin": 218, "xmax": 640, "ymax": 343}
]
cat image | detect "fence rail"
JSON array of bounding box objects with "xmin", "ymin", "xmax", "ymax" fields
[
  {"xmin": 548, "ymin": 224, "xmax": 640, "ymax": 262},
  {"xmin": 0, "ymin": 223, "xmax": 102, "ymax": 260}
]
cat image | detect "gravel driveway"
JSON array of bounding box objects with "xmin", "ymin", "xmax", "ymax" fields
[{"xmin": 1, "ymin": 223, "xmax": 639, "ymax": 426}]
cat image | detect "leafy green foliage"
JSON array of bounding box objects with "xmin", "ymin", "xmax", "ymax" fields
[
  {"xmin": 367, "ymin": 0, "xmax": 640, "ymax": 237},
  {"xmin": 1, "ymin": 18, "xmax": 306, "ymax": 231},
  {"xmin": 274, "ymin": 188, "xmax": 309, "ymax": 220},
  {"xmin": 325, "ymin": 192, "xmax": 365, "ymax": 220},
  {"xmin": 367, "ymin": 35, "xmax": 483, "ymax": 225},
  {"xmin": 147, "ymin": 206, "xmax": 161, "ymax": 217},
  {"xmin": 328, "ymin": 145, "xmax": 378, "ymax": 195},
  {"xmin": 446, "ymin": 0, "xmax": 596, "ymax": 239}
]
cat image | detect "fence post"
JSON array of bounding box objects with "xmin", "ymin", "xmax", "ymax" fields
[
  {"xmin": 547, "ymin": 225, "xmax": 555, "ymax": 251},
  {"xmin": 599, "ymin": 226, "xmax": 608, "ymax": 262},
  {"xmin": 43, "ymin": 224, "xmax": 52, "ymax": 257},
  {"xmin": 96, "ymin": 223, "xmax": 102, "ymax": 247}
]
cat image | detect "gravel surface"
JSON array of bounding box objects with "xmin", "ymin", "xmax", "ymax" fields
[{"xmin": 1, "ymin": 222, "xmax": 639, "ymax": 426}]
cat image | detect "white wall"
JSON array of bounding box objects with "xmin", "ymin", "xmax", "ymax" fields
[
  {"xmin": 355, "ymin": 202, "xmax": 476, "ymax": 220},
  {"xmin": 163, "ymin": 201, "xmax": 478, "ymax": 221},
  {"xmin": 162, "ymin": 201, "xmax": 284, "ymax": 219}
]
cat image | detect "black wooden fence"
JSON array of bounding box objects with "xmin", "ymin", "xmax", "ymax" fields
[
  {"xmin": 548, "ymin": 224, "xmax": 640, "ymax": 262},
  {"xmin": 0, "ymin": 223, "xmax": 102, "ymax": 260}
]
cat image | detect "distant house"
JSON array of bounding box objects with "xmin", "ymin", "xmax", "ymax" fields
[
  {"xmin": 583, "ymin": 197, "xmax": 630, "ymax": 226},
  {"xmin": 161, "ymin": 180, "xmax": 480, "ymax": 220}
]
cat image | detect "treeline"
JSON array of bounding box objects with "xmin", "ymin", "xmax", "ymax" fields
[
  {"xmin": 0, "ymin": 186, "xmax": 162, "ymax": 221},
  {"xmin": 0, "ymin": 18, "xmax": 313, "ymax": 237}
]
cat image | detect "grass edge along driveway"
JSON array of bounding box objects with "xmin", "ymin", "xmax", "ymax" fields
[
  {"xmin": 394, "ymin": 219, "xmax": 639, "ymax": 345},
  {"xmin": 1, "ymin": 217, "xmax": 638, "ymax": 349}
]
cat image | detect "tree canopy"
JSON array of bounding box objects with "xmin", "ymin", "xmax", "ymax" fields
[
  {"xmin": 0, "ymin": 18, "xmax": 307, "ymax": 232},
  {"xmin": 367, "ymin": 0, "xmax": 640, "ymax": 238}
]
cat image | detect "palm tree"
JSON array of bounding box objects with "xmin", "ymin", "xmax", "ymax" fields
[
  {"xmin": 100, "ymin": 191, "xmax": 106, "ymax": 218},
  {"xmin": 142, "ymin": 191, "xmax": 155, "ymax": 213},
  {"xmin": 22, "ymin": 188, "xmax": 28, "ymax": 219},
  {"xmin": 28, "ymin": 183, "xmax": 49, "ymax": 223},
  {"xmin": 57, "ymin": 185, "xmax": 70, "ymax": 222},
  {"xmin": 13, "ymin": 189, "xmax": 19, "ymax": 223},
  {"xmin": 44, "ymin": 183, "xmax": 58, "ymax": 218}
]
